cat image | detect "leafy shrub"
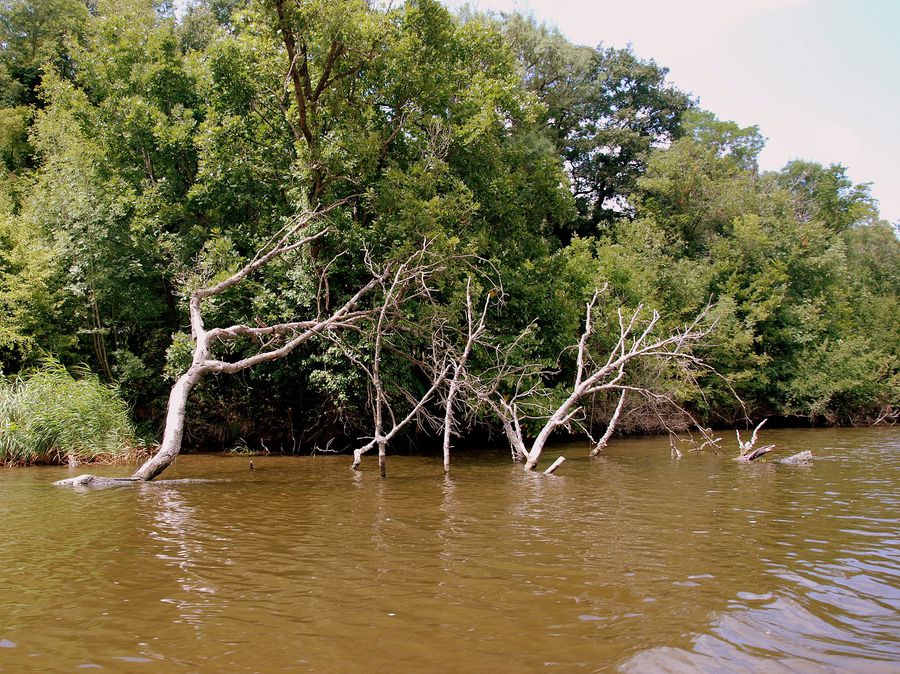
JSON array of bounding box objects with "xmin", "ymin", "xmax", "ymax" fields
[{"xmin": 0, "ymin": 360, "xmax": 137, "ymax": 465}]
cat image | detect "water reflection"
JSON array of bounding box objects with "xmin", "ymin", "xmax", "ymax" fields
[
  {"xmin": 620, "ymin": 429, "xmax": 900, "ymax": 674},
  {"xmin": 622, "ymin": 591, "xmax": 899, "ymax": 674},
  {"xmin": 143, "ymin": 486, "xmax": 221, "ymax": 627},
  {"xmin": 438, "ymin": 473, "xmax": 459, "ymax": 572}
]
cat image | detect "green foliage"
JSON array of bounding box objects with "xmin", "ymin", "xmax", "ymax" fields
[
  {"xmin": 0, "ymin": 106, "xmax": 31, "ymax": 170},
  {"xmin": 636, "ymin": 132, "xmax": 766, "ymax": 255},
  {"xmin": 501, "ymin": 14, "xmax": 692, "ymax": 231},
  {"xmin": 777, "ymin": 161, "xmax": 879, "ymax": 232},
  {"xmin": 844, "ymin": 222, "xmax": 900, "ymax": 297},
  {"xmin": 0, "ymin": 186, "xmax": 76, "ymax": 367},
  {"xmin": 681, "ymin": 109, "xmax": 765, "ymax": 170},
  {"xmin": 0, "ymin": 359, "xmax": 137, "ymax": 465},
  {"xmin": 787, "ymin": 336, "xmax": 897, "ymax": 424},
  {"xmin": 0, "ymin": 0, "xmax": 894, "ymax": 454},
  {"xmin": 612, "ymin": 110, "xmax": 899, "ymax": 423},
  {"xmin": 0, "ymin": 0, "xmax": 90, "ymax": 100}
]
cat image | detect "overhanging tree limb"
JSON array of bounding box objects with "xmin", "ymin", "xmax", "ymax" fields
[{"xmin": 61, "ymin": 203, "xmax": 378, "ymax": 484}]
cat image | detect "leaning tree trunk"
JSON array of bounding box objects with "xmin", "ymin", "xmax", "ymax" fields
[
  {"xmin": 523, "ymin": 398, "xmax": 575, "ymax": 470},
  {"xmin": 131, "ymin": 365, "xmax": 206, "ymax": 481},
  {"xmin": 54, "ymin": 212, "xmax": 382, "ymax": 486},
  {"xmin": 512, "ymin": 296, "xmax": 712, "ymax": 472},
  {"xmin": 131, "ymin": 292, "xmax": 212, "ymax": 481}
]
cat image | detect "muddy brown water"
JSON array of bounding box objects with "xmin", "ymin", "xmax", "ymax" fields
[{"xmin": 1, "ymin": 428, "xmax": 898, "ymax": 673}]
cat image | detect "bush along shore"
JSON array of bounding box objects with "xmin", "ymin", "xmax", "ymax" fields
[{"xmin": 0, "ymin": 361, "xmax": 141, "ymax": 466}]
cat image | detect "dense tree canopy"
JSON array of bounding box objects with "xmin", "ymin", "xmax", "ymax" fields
[{"xmin": 0, "ymin": 0, "xmax": 896, "ymax": 457}]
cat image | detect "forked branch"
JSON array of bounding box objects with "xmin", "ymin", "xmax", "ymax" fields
[{"xmin": 735, "ymin": 418, "xmax": 775, "ymax": 462}]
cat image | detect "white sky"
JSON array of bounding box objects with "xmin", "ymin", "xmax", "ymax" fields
[{"xmin": 441, "ymin": 0, "xmax": 900, "ymax": 224}]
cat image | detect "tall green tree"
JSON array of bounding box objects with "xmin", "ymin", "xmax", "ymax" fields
[
  {"xmin": 776, "ymin": 160, "xmax": 879, "ymax": 233},
  {"xmin": 4, "ymin": 0, "xmax": 586, "ymax": 449},
  {"xmin": 501, "ymin": 14, "xmax": 692, "ymax": 232}
]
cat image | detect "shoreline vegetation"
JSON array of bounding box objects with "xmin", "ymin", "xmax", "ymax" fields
[
  {"xmin": 0, "ymin": 0, "xmax": 897, "ymax": 474},
  {"xmin": 0, "ymin": 359, "xmax": 887, "ymax": 471},
  {"xmin": 0, "ymin": 360, "xmax": 144, "ymax": 466}
]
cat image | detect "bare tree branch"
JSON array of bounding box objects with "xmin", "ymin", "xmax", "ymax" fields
[
  {"xmin": 735, "ymin": 418, "xmax": 775, "ymax": 461},
  {"xmin": 590, "ymin": 389, "xmax": 625, "ymax": 456},
  {"xmin": 129, "ymin": 204, "xmax": 374, "ymax": 481},
  {"xmin": 475, "ymin": 289, "xmax": 717, "ymax": 472}
]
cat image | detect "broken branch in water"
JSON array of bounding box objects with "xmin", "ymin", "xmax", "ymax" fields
[
  {"xmin": 735, "ymin": 419, "xmax": 775, "ymax": 462},
  {"xmin": 543, "ymin": 456, "xmax": 566, "ymax": 475}
]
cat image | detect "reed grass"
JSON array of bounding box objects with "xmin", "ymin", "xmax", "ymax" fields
[{"xmin": 0, "ymin": 360, "xmax": 138, "ymax": 466}]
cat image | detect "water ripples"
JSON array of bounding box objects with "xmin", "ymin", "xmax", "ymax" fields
[{"xmin": 0, "ymin": 428, "xmax": 898, "ymax": 672}]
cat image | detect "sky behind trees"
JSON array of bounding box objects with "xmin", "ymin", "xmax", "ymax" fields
[{"xmin": 440, "ymin": 0, "xmax": 900, "ymax": 224}]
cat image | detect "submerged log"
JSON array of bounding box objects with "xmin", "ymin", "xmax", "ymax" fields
[
  {"xmin": 734, "ymin": 444, "xmax": 776, "ymax": 462},
  {"xmin": 543, "ymin": 456, "xmax": 566, "ymax": 475},
  {"xmin": 775, "ymin": 450, "xmax": 813, "ymax": 465},
  {"xmin": 53, "ymin": 474, "xmax": 220, "ymax": 488},
  {"xmin": 53, "ymin": 474, "xmax": 139, "ymax": 487}
]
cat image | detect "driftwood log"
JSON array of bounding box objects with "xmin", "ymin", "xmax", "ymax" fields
[
  {"xmin": 735, "ymin": 444, "xmax": 776, "ymax": 462},
  {"xmin": 775, "ymin": 450, "xmax": 813, "ymax": 465},
  {"xmin": 54, "ymin": 475, "xmax": 221, "ymax": 488},
  {"xmin": 53, "ymin": 475, "xmax": 139, "ymax": 487}
]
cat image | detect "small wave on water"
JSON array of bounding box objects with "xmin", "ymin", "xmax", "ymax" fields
[
  {"xmin": 620, "ymin": 429, "xmax": 900, "ymax": 674},
  {"xmin": 620, "ymin": 588, "xmax": 900, "ymax": 674}
]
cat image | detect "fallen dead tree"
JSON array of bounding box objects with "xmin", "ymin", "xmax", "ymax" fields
[
  {"xmin": 58, "ymin": 203, "xmax": 398, "ymax": 484},
  {"xmin": 338, "ymin": 242, "xmax": 454, "ymax": 477},
  {"xmin": 342, "ymin": 254, "xmax": 503, "ymax": 476},
  {"xmin": 56, "ymin": 252, "xmax": 725, "ymax": 483},
  {"xmin": 468, "ymin": 291, "xmax": 716, "ymax": 472}
]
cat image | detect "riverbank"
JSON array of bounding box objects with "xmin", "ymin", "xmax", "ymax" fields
[{"xmin": 4, "ymin": 414, "xmax": 896, "ymax": 469}]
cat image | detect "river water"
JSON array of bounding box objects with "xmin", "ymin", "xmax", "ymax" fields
[{"xmin": 1, "ymin": 428, "xmax": 898, "ymax": 673}]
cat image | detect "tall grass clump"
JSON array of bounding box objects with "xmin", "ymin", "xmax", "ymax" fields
[{"xmin": 0, "ymin": 360, "xmax": 137, "ymax": 465}]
